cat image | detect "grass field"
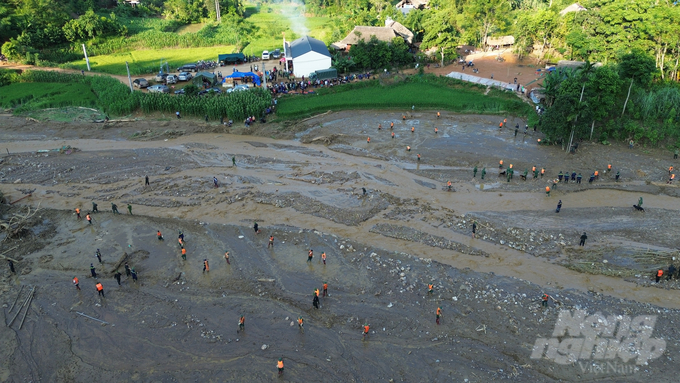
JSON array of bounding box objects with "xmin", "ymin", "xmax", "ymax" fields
[
  {"xmin": 63, "ymin": 46, "xmax": 236, "ymax": 76},
  {"xmin": 275, "ymin": 77, "xmax": 532, "ymax": 119},
  {"xmin": 0, "ymin": 82, "xmax": 98, "ymax": 112}
]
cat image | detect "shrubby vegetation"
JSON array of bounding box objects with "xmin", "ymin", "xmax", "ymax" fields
[{"xmin": 0, "ymin": 69, "xmax": 272, "ymax": 120}]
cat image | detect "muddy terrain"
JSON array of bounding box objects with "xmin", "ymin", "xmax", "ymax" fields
[{"xmin": 1, "ymin": 112, "xmax": 680, "ymax": 382}]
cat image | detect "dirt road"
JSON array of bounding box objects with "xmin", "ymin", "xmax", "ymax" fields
[{"xmin": 1, "ymin": 112, "xmax": 679, "ymax": 382}]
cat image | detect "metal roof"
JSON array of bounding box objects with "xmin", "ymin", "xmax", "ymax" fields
[{"xmin": 289, "ymin": 36, "xmax": 330, "ymax": 59}]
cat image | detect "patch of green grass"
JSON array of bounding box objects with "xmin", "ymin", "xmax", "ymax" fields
[
  {"xmin": 276, "ymin": 76, "xmax": 532, "ymax": 119},
  {"xmin": 176, "ymin": 23, "xmax": 206, "ymax": 35},
  {"xmin": 0, "ymin": 82, "xmax": 98, "ymax": 113},
  {"xmin": 62, "ymin": 46, "xmax": 235, "ymax": 76}
]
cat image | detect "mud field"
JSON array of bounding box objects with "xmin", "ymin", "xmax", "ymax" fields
[{"xmin": 1, "ymin": 112, "xmax": 680, "ymax": 382}]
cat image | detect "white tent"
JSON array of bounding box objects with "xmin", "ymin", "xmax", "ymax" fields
[{"xmin": 285, "ymin": 36, "xmax": 331, "ymax": 78}]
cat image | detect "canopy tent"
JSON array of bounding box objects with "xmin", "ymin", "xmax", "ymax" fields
[{"xmin": 224, "ymin": 71, "xmax": 261, "ymax": 86}]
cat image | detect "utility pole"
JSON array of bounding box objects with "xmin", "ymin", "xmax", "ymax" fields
[
  {"xmin": 262, "ymin": 63, "xmax": 266, "ymax": 88},
  {"xmin": 82, "ymin": 44, "xmax": 91, "ymax": 71},
  {"xmin": 125, "ymin": 61, "xmax": 133, "ymax": 92},
  {"xmin": 215, "ymin": 0, "xmax": 221, "ymax": 22}
]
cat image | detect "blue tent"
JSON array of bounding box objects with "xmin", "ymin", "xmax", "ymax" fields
[{"xmin": 224, "ymin": 71, "xmax": 261, "ymax": 86}]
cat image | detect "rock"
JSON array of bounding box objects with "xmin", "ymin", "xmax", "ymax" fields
[
  {"xmin": 261, "ymin": 344, "xmax": 268, "ymax": 350},
  {"xmin": 290, "ymin": 321, "xmax": 295, "ymax": 326},
  {"xmin": 387, "ymin": 302, "xmax": 393, "ymax": 308}
]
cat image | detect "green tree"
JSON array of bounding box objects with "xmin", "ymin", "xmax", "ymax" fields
[
  {"xmin": 462, "ymin": 0, "xmax": 510, "ymax": 48},
  {"xmin": 421, "ymin": 7, "xmax": 460, "ymax": 67}
]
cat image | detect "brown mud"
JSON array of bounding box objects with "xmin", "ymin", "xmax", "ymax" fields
[{"xmin": 1, "ymin": 112, "xmax": 680, "ymax": 382}]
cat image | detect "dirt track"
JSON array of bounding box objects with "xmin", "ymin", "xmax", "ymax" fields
[{"xmin": 1, "ymin": 112, "xmax": 680, "ymax": 382}]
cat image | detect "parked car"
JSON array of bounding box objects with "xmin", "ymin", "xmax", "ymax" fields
[
  {"xmin": 133, "ymin": 78, "xmax": 149, "ymax": 88},
  {"xmin": 227, "ymin": 85, "xmax": 250, "ymax": 93},
  {"xmin": 177, "ymin": 63, "xmax": 198, "ymax": 72},
  {"xmin": 147, "ymin": 84, "xmax": 170, "ymax": 93},
  {"xmin": 271, "ymin": 49, "xmax": 281, "ymax": 59},
  {"xmin": 261, "ymin": 50, "xmax": 270, "ymax": 60},
  {"xmin": 178, "ymin": 72, "xmax": 193, "ymax": 81},
  {"xmin": 166, "ymin": 74, "xmax": 178, "ymax": 84},
  {"xmin": 198, "ymin": 88, "xmax": 222, "ymax": 96},
  {"xmin": 174, "ymin": 88, "xmax": 185, "ymax": 95},
  {"xmin": 155, "ymin": 72, "xmax": 168, "ymax": 82}
]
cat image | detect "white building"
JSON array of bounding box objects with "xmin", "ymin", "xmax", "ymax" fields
[{"xmin": 285, "ymin": 36, "xmax": 331, "ymax": 78}]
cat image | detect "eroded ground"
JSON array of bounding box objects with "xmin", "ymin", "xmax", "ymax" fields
[{"xmin": 1, "ymin": 112, "xmax": 680, "ymax": 382}]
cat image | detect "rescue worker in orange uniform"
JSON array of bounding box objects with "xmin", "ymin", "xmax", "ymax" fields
[
  {"xmin": 277, "ymin": 358, "xmax": 284, "ymax": 375},
  {"xmin": 499, "ymin": 160, "xmax": 503, "ymax": 169},
  {"xmin": 656, "ymin": 269, "xmax": 664, "ymax": 283},
  {"xmin": 203, "ymin": 259, "xmax": 209, "ymax": 273},
  {"xmin": 96, "ymin": 282, "xmax": 104, "ymax": 298},
  {"xmin": 390, "ymin": 122, "xmax": 394, "ymax": 129},
  {"xmin": 321, "ymin": 252, "xmax": 326, "ymax": 265},
  {"xmin": 323, "ymin": 282, "xmax": 328, "ymax": 297},
  {"xmin": 367, "ymin": 137, "xmax": 370, "ymax": 143},
  {"xmin": 73, "ymin": 276, "xmax": 80, "ymax": 290},
  {"xmin": 434, "ymin": 127, "xmax": 438, "ymax": 134},
  {"xmin": 407, "ymin": 145, "xmax": 411, "ymax": 152},
  {"xmin": 391, "ymin": 132, "xmax": 395, "ymax": 139},
  {"xmin": 411, "ymin": 127, "xmax": 415, "ymax": 133},
  {"xmin": 546, "ymin": 186, "xmax": 551, "ymax": 196},
  {"xmin": 86, "ymin": 214, "xmax": 91, "ymax": 224},
  {"xmin": 437, "ymin": 112, "xmax": 440, "ymax": 118},
  {"xmin": 447, "ymin": 181, "xmax": 452, "ymax": 191},
  {"xmin": 75, "ymin": 208, "xmax": 81, "ymax": 219},
  {"xmin": 181, "ymin": 248, "xmax": 186, "ymax": 260},
  {"xmin": 225, "ymin": 251, "xmax": 230, "ymax": 264},
  {"xmin": 268, "ymin": 236, "xmax": 274, "ymax": 248},
  {"xmin": 157, "ymin": 230, "xmax": 163, "ymax": 240},
  {"xmin": 542, "ymin": 294, "xmax": 549, "ymax": 307},
  {"xmin": 363, "ymin": 323, "xmax": 370, "ymax": 339},
  {"xmin": 428, "ymin": 284, "xmax": 434, "ymax": 294},
  {"xmin": 239, "ymin": 315, "xmax": 245, "ymax": 332},
  {"xmin": 436, "ymin": 307, "xmax": 442, "ymax": 324}
]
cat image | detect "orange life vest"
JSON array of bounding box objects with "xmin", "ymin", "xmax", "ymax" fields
[
  {"xmin": 75, "ymin": 208, "xmax": 80, "ymax": 214},
  {"xmin": 322, "ymin": 253, "xmax": 326, "ymax": 260},
  {"xmin": 314, "ymin": 289, "xmax": 319, "ymax": 297},
  {"xmin": 411, "ymin": 127, "xmax": 415, "ymax": 132},
  {"xmin": 428, "ymin": 284, "xmax": 433, "ymax": 290},
  {"xmin": 608, "ymin": 164, "xmax": 612, "ymax": 170},
  {"xmin": 436, "ymin": 308, "xmax": 442, "ymax": 315},
  {"xmin": 367, "ymin": 137, "xmax": 370, "ymax": 143},
  {"xmin": 594, "ymin": 171, "xmax": 599, "ymax": 176},
  {"xmin": 278, "ymin": 361, "xmax": 284, "ymax": 368},
  {"xmin": 157, "ymin": 231, "xmax": 162, "ymax": 237},
  {"xmin": 239, "ymin": 317, "xmax": 245, "ymax": 324},
  {"xmin": 73, "ymin": 277, "xmax": 79, "ymax": 285},
  {"xmin": 542, "ymin": 294, "xmax": 548, "ymax": 301},
  {"xmin": 96, "ymin": 283, "xmax": 103, "ymax": 291},
  {"xmin": 532, "ymin": 166, "xmax": 536, "ymax": 172},
  {"xmin": 204, "ymin": 260, "xmax": 209, "ymax": 270},
  {"xmin": 86, "ymin": 214, "xmax": 91, "ymax": 220},
  {"xmin": 182, "ymin": 248, "xmax": 186, "ymax": 255},
  {"xmin": 364, "ymin": 325, "xmax": 369, "ymax": 333},
  {"xmin": 546, "ymin": 187, "xmax": 550, "ymax": 192},
  {"xmin": 323, "ymin": 283, "xmax": 328, "ymax": 289},
  {"xmin": 657, "ymin": 269, "xmax": 664, "ymax": 277},
  {"xmin": 541, "ymin": 168, "xmax": 545, "ymax": 174},
  {"xmin": 509, "ymin": 164, "xmax": 513, "ymax": 169},
  {"xmin": 499, "ymin": 160, "xmax": 503, "ymax": 165}
]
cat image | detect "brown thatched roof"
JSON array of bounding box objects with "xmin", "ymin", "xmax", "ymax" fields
[
  {"xmin": 385, "ymin": 19, "xmax": 414, "ymax": 44},
  {"xmin": 485, "ymin": 35, "xmax": 515, "ymax": 46},
  {"xmin": 338, "ymin": 26, "xmax": 399, "ymax": 46},
  {"xmin": 559, "ymin": 3, "xmax": 587, "ymax": 16}
]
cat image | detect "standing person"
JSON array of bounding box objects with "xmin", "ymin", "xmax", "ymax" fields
[
  {"xmin": 362, "ymin": 323, "xmax": 370, "ymax": 339},
  {"xmin": 541, "ymin": 168, "xmax": 545, "ymax": 178},
  {"xmin": 131, "ymin": 268, "xmax": 138, "ymax": 282},
  {"xmin": 96, "ymin": 282, "xmax": 105, "ymax": 297},
  {"xmin": 75, "ymin": 208, "xmax": 81, "ymax": 219},
  {"xmin": 499, "ymin": 160, "xmax": 503, "ymax": 169},
  {"xmin": 656, "ymin": 269, "xmax": 663, "ymax": 283},
  {"xmin": 313, "ymin": 294, "xmax": 320, "ymax": 309},
  {"xmin": 114, "ymin": 272, "xmax": 121, "ymax": 285},
  {"xmin": 321, "ymin": 252, "xmax": 326, "ymax": 265},
  {"xmin": 638, "ymin": 197, "xmax": 643, "ymax": 207},
  {"xmin": 616, "ymin": 171, "xmax": 620, "ymax": 181},
  {"xmin": 307, "ymin": 249, "xmax": 313, "ymax": 262},
  {"xmin": 481, "ymin": 167, "xmax": 486, "ymax": 180},
  {"xmin": 96, "ymin": 249, "xmax": 102, "ymax": 263},
  {"xmin": 92, "ymin": 202, "xmax": 98, "ymax": 213},
  {"xmin": 436, "ymin": 307, "xmax": 442, "ymax": 325},
  {"xmin": 253, "ymin": 222, "xmax": 259, "ymax": 234},
  {"xmin": 225, "ymin": 251, "xmax": 230, "ymax": 264},
  {"xmin": 472, "ymin": 222, "xmax": 477, "ymax": 238},
  {"xmin": 232, "ymin": 156, "xmax": 236, "ymax": 167},
  {"xmin": 297, "ymin": 316, "xmax": 304, "ymax": 331},
  {"xmin": 125, "ymin": 262, "xmax": 131, "ymax": 276},
  {"xmin": 428, "ymin": 284, "xmax": 434, "ymax": 294},
  {"xmin": 181, "ymin": 248, "xmax": 187, "ymax": 260},
  {"xmin": 556, "ymin": 200, "xmax": 562, "ymax": 213},
  {"xmin": 277, "ymin": 358, "xmax": 284, "ymax": 375},
  {"xmin": 447, "ymin": 181, "xmax": 452, "ymax": 191},
  {"xmin": 579, "ymin": 232, "xmax": 587, "ymax": 246},
  {"xmin": 73, "ymin": 276, "xmax": 81, "ymax": 290},
  {"xmin": 542, "ymin": 293, "xmax": 549, "ymax": 308},
  {"xmin": 473, "ymin": 166, "xmax": 477, "ymax": 177},
  {"xmin": 86, "ymin": 213, "xmax": 92, "ymax": 224},
  {"xmin": 629, "ymin": 140, "xmax": 634, "ymax": 149},
  {"xmin": 675, "ymin": 149, "xmax": 678, "ymax": 159},
  {"xmin": 577, "ymin": 173, "xmax": 582, "ymax": 184},
  {"xmin": 391, "ymin": 131, "xmax": 395, "ymax": 139},
  {"xmin": 176, "ymin": 111, "xmax": 181, "ymax": 119},
  {"xmin": 268, "ymin": 236, "xmax": 274, "ymax": 248},
  {"xmin": 417, "ymin": 153, "xmax": 421, "ymax": 161},
  {"xmin": 90, "ymin": 263, "xmax": 97, "ymax": 278},
  {"xmin": 145, "ymin": 175, "xmax": 150, "ymax": 186},
  {"xmin": 545, "ymin": 186, "xmax": 550, "ymax": 197},
  {"xmin": 157, "ymin": 230, "xmax": 164, "ymax": 240},
  {"xmin": 111, "ymin": 203, "xmax": 119, "ymax": 214},
  {"xmin": 238, "ymin": 315, "xmax": 245, "ymax": 332},
  {"xmin": 203, "ymin": 259, "xmax": 209, "ymax": 273},
  {"xmin": 213, "ymin": 177, "xmax": 219, "ymax": 188},
  {"xmin": 8, "ymin": 260, "xmax": 15, "ymax": 273},
  {"xmin": 323, "ymin": 282, "xmax": 328, "ymax": 297}
]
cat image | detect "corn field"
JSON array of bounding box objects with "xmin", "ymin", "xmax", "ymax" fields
[{"xmin": 140, "ymin": 87, "xmax": 271, "ymax": 121}]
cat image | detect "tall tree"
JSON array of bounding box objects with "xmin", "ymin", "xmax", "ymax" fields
[{"xmin": 462, "ymin": 0, "xmax": 510, "ymax": 48}]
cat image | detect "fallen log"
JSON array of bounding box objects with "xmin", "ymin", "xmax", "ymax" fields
[{"xmin": 18, "ymin": 287, "xmax": 35, "ymax": 330}]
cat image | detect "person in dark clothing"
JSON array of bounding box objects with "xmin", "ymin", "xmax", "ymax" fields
[
  {"xmin": 125, "ymin": 262, "xmax": 131, "ymax": 277},
  {"xmin": 362, "ymin": 187, "xmax": 367, "ymax": 195},
  {"xmin": 579, "ymin": 232, "xmax": 587, "ymax": 246},
  {"xmin": 114, "ymin": 272, "xmax": 122, "ymax": 285},
  {"xmin": 253, "ymin": 222, "xmax": 259, "ymax": 234},
  {"xmin": 571, "ymin": 172, "xmax": 576, "ymax": 181},
  {"xmin": 313, "ymin": 294, "xmax": 320, "ymax": 309},
  {"xmin": 90, "ymin": 263, "xmax": 97, "ymax": 278},
  {"xmin": 8, "ymin": 260, "xmax": 15, "ymax": 273},
  {"xmin": 588, "ymin": 174, "xmax": 595, "ymax": 183},
  {"xmin": 577, "ymin": 173, "xmax": 582, "ymax": 184},
  {"xmin": 556, "ymin": 200, "xmax": 562, "ymax": 213},
  {"xmin": 472, "ymin": 222, "xmax": 477, "ymax": 238},
  {"xmin": 668, "ymin": 264, "xmax": 677, "ymax": 280},
  {"xmin": 96, "ymin": 249, "xmax": 102, "ymax": 263},
  {"xmin": 145, "ymin": 176, "xmax": 150, "ymax": 186},
  {"xmin": 616, "ymin": 171, "xmax": 620, "ymax": 181},
  {"xmin": 111, "ymin": 203, "xmax": 119, "ymax": 214},
  {"xmin": 131, "ymin": 268, "xmax": 138, "ymax": 282},
  {"xmin": 92, "ymin": 202, "xmax": 98, "ymax": 213}
]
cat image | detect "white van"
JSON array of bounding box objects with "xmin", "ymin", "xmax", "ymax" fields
[{"xmin": 262, "ymin": 50, "xmax": 270, "ymax": 60}]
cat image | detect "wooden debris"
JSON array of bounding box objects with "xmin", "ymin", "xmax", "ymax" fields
[
  {"xmin": 8, "ymin": 285, "xmax": 23, "ymax": 313},
  {"xmin": 18, "ymin": 287, "xmax": 35, "ymax": 330},
  {"xmin": 76, "ymin": 311, "xmax": 109, "ymax": 325}
]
